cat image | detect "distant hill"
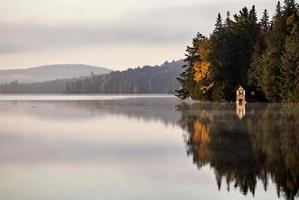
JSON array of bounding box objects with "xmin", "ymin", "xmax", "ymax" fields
[
  {"xmin": 0, "ymin": 64, "xmax": 111, "ymax": 84},
  {"xmin": 0, "ymin": 60, "xmax": 185, "ymax": 94}
]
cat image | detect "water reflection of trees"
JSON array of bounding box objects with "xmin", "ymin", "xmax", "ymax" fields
[{"xmin": 178, "ymin": 103, "xmax": 299, "ymax": 200}]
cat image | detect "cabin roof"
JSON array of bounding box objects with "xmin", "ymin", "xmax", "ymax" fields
[{"xmin": 234, "ymin": 84, "xmax": 245, "ymax": 91}]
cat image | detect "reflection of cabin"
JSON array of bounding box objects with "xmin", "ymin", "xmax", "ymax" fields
[
  {"xmin": 236, "ymin": 103, "xmax": 246, "ymax": 120},
  {"xmin": 236, "ymin": 86, "xmax": 246, "ymax": 105}
]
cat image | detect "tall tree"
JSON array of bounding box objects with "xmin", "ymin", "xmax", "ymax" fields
[
  {"xmin": 260, "ymin": 9, "xmax": 271, "ymax": 32},
  {"xmin": 210, "ymin": 6, "xmax": 260, "ymax": 101},
  {"xmin": 176, "ymin": 33, "xmax": 204, "ymax": 100},
  {"xmin": 280, "ymin": 12, "xmax": 299, "ymax": 102},
  {"xmin": 192, "ymin": 37, "xmax": 213, "ymax": 100},
  {"xmin": 208, "ymin": 12, "xmax": 235, "ymax": 100},
  {"xmin": 260, "ymin": 1, "xmax": 285, "ymax": 102},
  {"xmin": 260, "ymin": 0, "xmax": 298, "ymax": 102},
  {"xmin": 234, "ymin": 6, "xmax": 259, "ymax": 87},
  {"xmin": 248, "ymin": 9, "xmax": 270, "ymax": 101}
]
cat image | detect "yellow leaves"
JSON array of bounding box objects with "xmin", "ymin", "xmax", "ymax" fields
[
  {"xmin": 194, "ymin": 61, "xmax": 210, "ymax": 82},
  {"xmin": 193, "ymin": 120, "xmax": 209, "ymax": 143},
  {"xmin": 193, "ymin": 120, "xmax": 210, "ymax": 163},
  {"xmin": 198, "ymin": 39, "xmax": 211, "ymax": 58},
  {"xmin": 200, "ymin": 82, "xmax": 214, "ymax": 94},
  {"xmin": 193, "ymin": 39, "xmax": 211, "ymax": 82}
]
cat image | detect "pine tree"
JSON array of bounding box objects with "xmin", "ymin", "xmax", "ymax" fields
[
  {"xmin": 226, "ymin": 11, "xmax": 232, "ymax": 27},
  {"xmin": 215, "ymin": 13, "xmax": 223, "ymax": 32},
  {"xmin": 260, "ymin": 1, "xmax": 286, "ymax": 102},
  {"xmin": 176, "ymin": 33, "xmax": 204, "ymax": 100},
  {"xmin": 248, "ymin": 42, "xmax": 265, "ymax": 98},
  {"xmin": 276, "ymin": 1, "xmax": 282, "ymax": 18},
  {"xmin": 261, "ymin": 9, "xmax": 270, "ymax": 32},
  {"xmin": 260, "ymin": 0, "xmax": 298, "ymax": 102},
  {"xmin": 248, "ymin": 9, "xmax": 270, "ymax": 101},
  {"xmin": 208, "ymin": 12, "xmax": 234, "ymax": 100},
  {"xmin": 280, "ymin": 13, "xmax": 299, "ymax": 102},
  {"xmin": 283, "ymin": 0, "xmax": 297, "ymax": 16}
]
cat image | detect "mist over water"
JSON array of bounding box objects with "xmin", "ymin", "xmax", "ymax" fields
[{"xmin": 0, "ymin": 96, "xmax": 298, "ymax": 200}]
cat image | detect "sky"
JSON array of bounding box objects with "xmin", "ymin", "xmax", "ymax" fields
[{"xmin": 0, "ymin": 0, "xmax": 276, "ymax": 70}]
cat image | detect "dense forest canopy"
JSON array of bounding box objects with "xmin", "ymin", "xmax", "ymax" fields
[{"xmin": 176, "ymin": 0, "xmax": 299, "ymax": 103}]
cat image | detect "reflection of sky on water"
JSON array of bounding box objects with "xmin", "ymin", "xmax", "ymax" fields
[{"xmin": 0, "ymin": 97, "xmax": 286, "ymax": 200}]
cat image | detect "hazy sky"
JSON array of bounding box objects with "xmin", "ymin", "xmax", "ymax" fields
[{"xmin": 1, "ymin": 0, "xmax": 276, "ymax": 70}]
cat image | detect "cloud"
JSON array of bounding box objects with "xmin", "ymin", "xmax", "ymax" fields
[
  {"xmin": 0, "ymin": 0, "xmax": 276, "ymax": 55},
  {"xmin": 0, "ymin": 19, "xmax": 193, "ymax": 54}
]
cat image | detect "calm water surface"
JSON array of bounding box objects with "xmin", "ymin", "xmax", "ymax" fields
[{"xmin": 0, "ymin": 95, "xmax": 298, "ymax": 200}]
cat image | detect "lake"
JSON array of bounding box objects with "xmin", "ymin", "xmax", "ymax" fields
[{"xmin": 0, "ymin": 95, "xmax": 298, "ymax": 200}]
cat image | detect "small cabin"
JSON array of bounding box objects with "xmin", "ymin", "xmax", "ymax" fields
[{"xmin": 236, "ymin": 86, "xmax": 246, "ymax": 105}]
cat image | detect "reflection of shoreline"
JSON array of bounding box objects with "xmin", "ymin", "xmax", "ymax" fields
[
  {"xmin": 0, "ymin": 98, "xmax": 184, "ymax": 167},
  {"xmin": 177, "ymin": 103, "xmax": 299, "ymax": 200}
]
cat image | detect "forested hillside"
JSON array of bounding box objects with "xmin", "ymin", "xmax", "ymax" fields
[
  {"xmin": 65, "ymin": 60, "xmax": 184, "ymax": 94},
  {"xmin": 0, "ymin": 79, "xmax": 72, "ymax": 94},
  {"xmin": 176, "ymin": 0, "xmax": 299, "ymax": 102},
  {"xmin": 0, "ymin": 60, "xmax": 184, "ymax": 94}
]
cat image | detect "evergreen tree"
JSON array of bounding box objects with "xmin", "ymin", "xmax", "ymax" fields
[
  {"xmin": 280, "ymin": 12, "xmax": 299, "ymax": 102},
  {"xmin": 226, "ymin": 11, "xmax": 232, "ymax": 27},
  {"xmin": 261, "ymin": 9, "xmax": 270, "ymax": 31},
  {"xmin": 260, "ymin": 0, "xmax": 298, "ymax": 102},
  {"xmin": 248, "ymin": 9, "xmax": 270, "ymax": 101},
  {"xmin": 283, "ymin": 0, "xmax": 297, "ymax": 16},
  {"xmin": 248, "ymin": 41, "xmax": 266, "ymax": 100},
  {"xmin": 236, "ymin": 6, "xmax": 260, "ymax": 85},
  {"xmin": 210, "ymin": 6, "xmax": 259, "ymax": 101},
  {"xmin": 260, "ymin": 1, "xmax": 286, "ymax": 102},
  {"xmin": 208, "ymin": 12, "xmax": 234, "ymax": 100},
  {"xmin": 176, "ymin": 33, "xmax": 204, "ymax": 100},
  {"xmin": 215, "ymin": 13, "xmax": 223, "ymax": 32}
]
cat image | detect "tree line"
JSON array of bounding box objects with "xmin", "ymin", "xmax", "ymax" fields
[
  {"xmin": 64, "ymin": 60, "xmax": 184, "ymax": 94},
  {"xmin": 176, "ymin": 0, "xmax": 299, "ymax": 102},
  {"xmin": 0, "ymin": 60, "xmax": 184, "ymax": 94},
  {"xmin": 0, "ymin": 79, "xmax": 68, "ymax": 94}
]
